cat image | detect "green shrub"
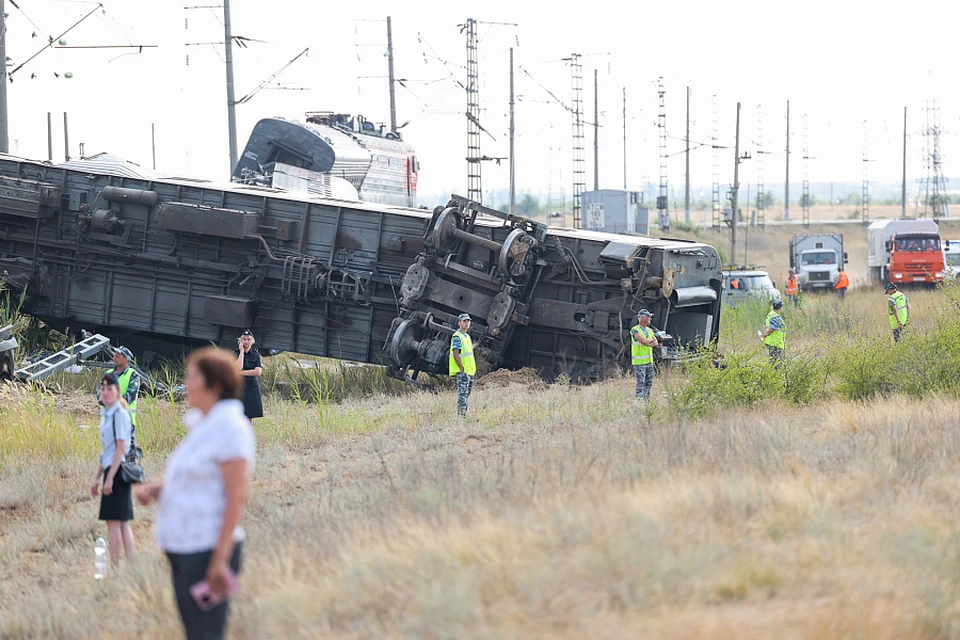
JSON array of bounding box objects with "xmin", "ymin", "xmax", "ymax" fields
[{"xmin": 667, "ymin": 346, "xmax": 784, "ymax": 419}]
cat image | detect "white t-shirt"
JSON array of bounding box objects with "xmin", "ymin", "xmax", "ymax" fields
[{"xmin": 155, "ymin": 399, "xmax": 256, "ymax": 554}]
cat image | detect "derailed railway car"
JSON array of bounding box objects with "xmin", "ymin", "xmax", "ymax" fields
[
  {"xmin": 0, "ymin": 154, "xmax": 721, "ymax": 380},
  {"xmin": 0, "ymin": 155, "xmax": 428, "ymax": 366},
  {"xmin": 387, "ymin": 197, "xmax": 722, "ymax": 381}
]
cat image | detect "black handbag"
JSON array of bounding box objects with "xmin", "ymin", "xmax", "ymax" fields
[{"xmin": 112, "ymin": 413, "xmax": 145, "ymax": 484}]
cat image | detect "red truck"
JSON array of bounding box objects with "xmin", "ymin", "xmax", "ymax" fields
[{"xmin": 867, "ymin": 219, "xmax": 945, "ymax": 285}]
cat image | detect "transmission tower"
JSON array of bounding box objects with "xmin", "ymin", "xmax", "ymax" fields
[
  {"xmin": 923, "ymin": 100, "xmax": 949, "ymax": 219},
  {"xmin": 755, "ymin": 104, "xmax": 765, "ymax": 228},
  {"xmin": 802, "ymin": 113, "xmax": 810, "ymax": 227},
  {"xmin": 569, "ymin": 54, "xmax": 585, "ymax": 228},
  {"xmin": 711, "ymin": 94, "xmax": 721, "ymax": 228},
  {"xmin": 861, "ymin": 120, "xmax": 870, "ymax": 223},
  {"xmin": 464, "ymin": 18, "xmax": 482, "ymax": 203},
  {"xmin": 657, "ymin": 77, "xmax": 669, "ymax": 231}
]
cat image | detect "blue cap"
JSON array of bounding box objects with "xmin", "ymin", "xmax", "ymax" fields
[
  {"xmin": 885, "ymin": 283, "xmax": 896, "ymax": 291},
  {"xmin": 637, "ymin": 309, "xmax": 653, "ymax": 318},
  {"xmin": 772, "ymin": 299, "xmax": 784, "ymax": 309},
  {"xmin": 115, "ymin": 346, "xmax": 134, "ymax": 360},
  {"xmin": 458, "ymin": 313, "xmax": 472, "ymax": 322}
]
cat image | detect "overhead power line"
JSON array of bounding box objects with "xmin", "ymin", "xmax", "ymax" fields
[{"xmin": 9, "ymin": 3, "xmax": 103, "ymax": 79}]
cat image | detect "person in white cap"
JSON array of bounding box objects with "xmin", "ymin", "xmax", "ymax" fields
[
  {"xmin": 97, "ymin": 345, "xmax": 141, "ymax": 428},
  {"xmin": 450, "ymin": 313, "xmax": 476, "ymax": 417},
  {"xmin": 630, "ymin": 310, "xmax": 659, "ymax": 401}
]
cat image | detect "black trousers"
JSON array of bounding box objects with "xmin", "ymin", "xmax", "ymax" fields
[{"xmin": 166, "ymin": 543, "xmax": 243, "ymax": 640}]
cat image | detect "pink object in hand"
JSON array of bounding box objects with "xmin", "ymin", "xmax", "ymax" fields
[{"xmin": 189, "ymin": 571, "xmax": 239, "ymax": 611}]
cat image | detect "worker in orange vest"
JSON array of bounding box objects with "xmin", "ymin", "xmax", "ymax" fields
[
  {"xmin": 835, "ymin": 269, "xmax": 850, "ymax": 300},
  {"xmin": 785, "ymin": 270, "xmax": 800, "ymax": 307}
]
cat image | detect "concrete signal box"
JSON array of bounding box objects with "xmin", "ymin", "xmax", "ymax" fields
[{"xmin": 582, "ymin": 190, "xmax": 650, "ymax": 235}]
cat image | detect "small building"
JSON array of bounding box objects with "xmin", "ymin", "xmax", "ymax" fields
[{"xmin": 581, "ymin": 190, "xmax": 650, "ymax": 235}]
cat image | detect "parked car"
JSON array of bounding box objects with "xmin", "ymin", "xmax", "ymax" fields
[
  {"xmin": 945, "ymin": 240, "xmax": 960, "ymax": 280},
  {"xmin": 721, "ymin": 267, "xmax": 782, "ymax": 308}
]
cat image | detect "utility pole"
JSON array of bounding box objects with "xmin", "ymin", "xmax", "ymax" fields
[
  {"xmin": 569, "ymin": 53, "xmax": 585, "ymax": 228},
  {"xmin": 509, "ymin": 47, "xmax": 516, "ymax": 214},
  {"xmin": 756, "ymin": 105, "xmax": 766, "ymax": 228},
  {"xmin": 657, "ymin": 77, "xmax": 669, "ymax": 231},
  {"xmin": 862, "ymin": 120, "xmax": 870, "ymax": 222},
  {"xmin": 386, "ymin": 16, "xmax": 397, "ymax": 133},
  {"xmin": 0, "ymin": 0, "xmax": 8, "ymax": 153},
  {"xmin": 151, "ymin": 123, "xmax": 157, "ymax": 170},
  {"xmin": 223, "ymin": 0, "xmax": 239, "ymax": 174},
  {"xmin": 593, "ymin": 69, "xmax": 599, "ymax": 191},
  {"xmin": 465, "ymin": 18, "xmax": 482, "ymax": 203},
  {"xmin": 622, "ymin": 87, "xmax": 627, "ymax": 190},
  {"xmin": 784, "ymin": 99, "xmax": 790, "ymax": 222},
  {"xmin": 802, "ymin": 113, "xmax": 810, "ymax": 227},
  {"xmin": 731, "ymin": 102, "xmax": 741, "ymax": 265},
  {"xmin": 46, "ymin": 113, "xmax": 53, "ymax": 161},
  {"xmin": 711, "ymin": 95, "xmax": 721, "ymax": 228},
  {"xmin": 684, "ymin": 86, "xmax": 691, "ymax": 225},
  {"xmin": 902, "ymin": 106, "xmax": 907, "ymax": 219},
  {"xmin": 63, "ymin": 112, "xmax": 70, "ymax": 161}
]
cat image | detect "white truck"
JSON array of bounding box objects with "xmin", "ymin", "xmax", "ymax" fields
[
  {"xmin": 789, "ymin": 234, "xmax": 847, "ymax": 291},
  {"xmin": 867, "ymin": 219, "xmax": 945, "ymax": 286}
]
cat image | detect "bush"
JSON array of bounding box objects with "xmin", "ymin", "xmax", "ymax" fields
[{"xmin": 667, "ymin": 346, "xmax": 783, "ymax": 420}]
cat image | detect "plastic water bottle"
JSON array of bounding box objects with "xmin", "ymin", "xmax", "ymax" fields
[{"xmin": 94, "ymin": 536, "xmax": 108, "ymax": 580}]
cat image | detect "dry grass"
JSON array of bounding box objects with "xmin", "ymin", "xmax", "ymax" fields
[
  {"xmin": 5, "ymin": 217, "xmax": 960, "ymax": 638},
  {"xmin": 3, "ymin": 375, "xmax": 960, "ymax": 638}
]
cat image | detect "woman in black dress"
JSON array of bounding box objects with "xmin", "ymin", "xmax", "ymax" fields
[
  {"xmin": 91, "ymin": 372, "xmax": 136, "ymax": 566},
  {"xmin": 235, "ymin": 329, "xmax": 263, "ymax": 420}
]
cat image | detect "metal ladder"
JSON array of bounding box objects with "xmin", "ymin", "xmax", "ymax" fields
[{"xmin": 14, "ymin": 333, "xmax": 112, "ymax": 382}]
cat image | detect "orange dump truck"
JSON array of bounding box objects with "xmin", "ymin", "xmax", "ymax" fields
[{"xmin": 867, "ymin": 218, "xmax": 945, "ymax": 286}]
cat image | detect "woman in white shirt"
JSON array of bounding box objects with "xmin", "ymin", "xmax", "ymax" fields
[
  {"xmin": 92, "ymin": 372, "xmax": 136, "ymax": 566},
  {"xmin": 136, "ymin": 347, "xmax": 255, "ymax": 640}
]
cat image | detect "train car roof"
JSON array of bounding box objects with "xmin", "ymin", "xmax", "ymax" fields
[
  {"xmin": 0, "ymin": 153, "xmax": 432, "ymax": 220},
  {"xmin": 545, "ymin": 225, "xmax": 718, "ymax": 252}
]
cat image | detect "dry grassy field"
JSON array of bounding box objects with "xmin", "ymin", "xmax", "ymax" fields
[{"xmin": 4, "ymin": 241, "xmax": 960, "ymax": 638}]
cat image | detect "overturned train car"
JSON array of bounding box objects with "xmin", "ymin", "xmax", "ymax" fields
[
  {"xmin": 0, "ymin": 155, "xmax": 721, "ymax": 379},
  {"xmin": 387, "ymin": 197, "xmax": 722, "ymax": 381}
]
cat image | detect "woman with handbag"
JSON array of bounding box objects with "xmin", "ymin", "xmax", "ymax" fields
[
  {"xmin": 91, "ymin": 372, "xmax": 136, "ymax": 567},
  {"xmin": 136, "ymin": 348, "xmax": 255, "ymax": 640}
]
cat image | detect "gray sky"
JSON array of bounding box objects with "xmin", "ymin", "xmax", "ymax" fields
[{"xmin": 7, "ymin": 0, "xmax": 959, "ymax": 205}]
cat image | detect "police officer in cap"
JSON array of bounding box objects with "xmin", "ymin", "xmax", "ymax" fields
[
  {"xmin": 450, "ymin": 313, "xmax": 476, "ymax": 417},
  {"xmin": 630, "ymin": 310, "xmax": 659, "ymax": 401},
  {"xmin": 97, "ymin": 345, "xmax": 141, "ymax": 428}
]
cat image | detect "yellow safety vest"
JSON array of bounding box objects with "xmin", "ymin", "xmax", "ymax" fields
[
  {"xmin": 449, "ymin": 330, "xmax": 476, "ymax": 376},
  {"xmin": 763, "ymin": 311, "xmax": 785, "ymax": 350},
  {"xmin": 108, "ymin": 367, "xmax": 138, "ymax": 427},
  {"xmin": 889, "ymin": 291, "xmax": 909, "ymax": 330},
  {"xmin": 631, "ymin": 324, "xmax": 654, "ymax": 366}
]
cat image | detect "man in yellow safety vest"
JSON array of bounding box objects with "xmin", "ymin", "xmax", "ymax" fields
[
  {"xmin": 885, "ymin": 283, "xmax": 910, "ymax": 342},
  {"xmin": 760, "ymin": 300, "xmax": 786, "ymax": 367},
  {"xmin": 449, "ymin": 313, "xmax": 476, "ymax": 417},
  {"xmin": 630, "ymin": 309, "xmax": 659, "ymax": 400},
  {"xmin": 96, "ymin": 345, "xmax": 141, "ymax": 428}
]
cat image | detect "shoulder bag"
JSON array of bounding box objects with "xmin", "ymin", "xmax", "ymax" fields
[{"xmin": 112, "ymin": 412, "xmax": 145, "ymax": 484}]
